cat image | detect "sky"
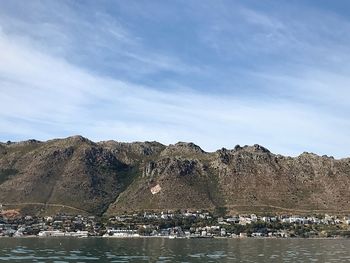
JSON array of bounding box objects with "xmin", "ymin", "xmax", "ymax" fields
[{"xmin": 0, "ymin": 0, "xmax": 350, "ymax": 158}]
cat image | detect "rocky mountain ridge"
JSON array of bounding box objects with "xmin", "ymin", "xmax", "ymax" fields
[{"xmin": 0, "ymin": 136, "xmax": 349, "ymax": 216}]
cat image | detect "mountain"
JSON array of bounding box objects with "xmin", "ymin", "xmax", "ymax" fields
[{"xmin": 0, "ymin": 136, "xmax": 350, "ymax": 216}]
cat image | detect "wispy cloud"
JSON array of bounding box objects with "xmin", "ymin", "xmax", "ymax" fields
[
  {"xmin": 0, "ymin": 1, "xmax": 199, "ymax": 81},
  {"xmin": 0, "ymin": 0, "xmax": 350, "ymax": 158}
]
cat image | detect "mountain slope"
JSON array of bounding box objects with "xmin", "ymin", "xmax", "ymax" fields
[{"xmin": 0, "ymin": 136, "xmax": 350, "ymax": 215}]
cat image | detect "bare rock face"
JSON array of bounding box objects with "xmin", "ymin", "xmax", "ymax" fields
[
  {"xmin": 143, "ymin": 158, "xmax": 200, "ymax": 178},
  {"xmin": 97, "ymin": 141, "xmax": 165, "ymax": 165},
  {"xmin": 160, "ymin": 142, "xmax": 205, "ymax": 157},
  {"xmin": 1, "ymin": 136, "xmax": 350, "ymax": 216}
]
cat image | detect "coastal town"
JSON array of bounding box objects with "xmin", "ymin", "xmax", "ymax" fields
[{"xmin": 1, "ymin": 208, "xmax": 350, "ymax": 238}]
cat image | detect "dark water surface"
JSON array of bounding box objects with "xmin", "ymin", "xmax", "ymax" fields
[{"xmin": 0, "ymin": 237, "xmax": 350, "ymax": 262}]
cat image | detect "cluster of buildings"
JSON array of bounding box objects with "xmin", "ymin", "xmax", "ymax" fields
[
  {"xmin": 114, "ymin": 211, "xmax": 213, "ymax": 221},
  {"xmin": 105, "ymin": 212, "xmax": 350, "ymax": 238},
  {"xmin": 1, "ymin": 210, "xmax": 350, "ymax": 238},
  {"xmin": 112, "ymin": 211, "xmax": 350, "ymax": 226},
  {"xmin": 218, "ymin": 213, "xmax": 349, "ymax": 226},
  {"xmin": 0, "ymin": 214, "xmax": 101, "ymax": 237}
]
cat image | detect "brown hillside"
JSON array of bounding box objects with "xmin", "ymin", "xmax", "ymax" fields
[{"xmin": 0, "ymin": 136, "xmax": 350, "ymax": 216}]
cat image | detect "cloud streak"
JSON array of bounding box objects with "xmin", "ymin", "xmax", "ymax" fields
[{"xmin": 0, "ymin": 0, "xmax": 350, "ymax": 158}]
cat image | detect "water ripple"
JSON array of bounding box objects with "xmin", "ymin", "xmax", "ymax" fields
[{"xmin": 1, "ymin": 238, "xmax": 350, "ymax": 262}]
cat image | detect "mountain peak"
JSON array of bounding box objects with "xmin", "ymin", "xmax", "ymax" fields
[
  {"xmin": 1, "ymin": 136, "xmax": 349, "ymax": 216},
  {"xmin": 161, "ymin": 142, "xmax": 205, "ymax": 156},
  {"xmin": 241, "ymin": 144, "xmax": 271, "ymax": 153}
]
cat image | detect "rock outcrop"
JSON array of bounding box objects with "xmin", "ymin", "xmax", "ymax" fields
[{"xmin": 0, "ymin": 136, "xmax": 350, "ymax": 216}]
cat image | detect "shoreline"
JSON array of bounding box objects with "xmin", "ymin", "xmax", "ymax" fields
[{"xmin": 1, "ymin": 236, "xmax": 349, "ymax": 240}]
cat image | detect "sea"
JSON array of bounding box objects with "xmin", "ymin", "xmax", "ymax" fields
[{"xmin": 0, "ymin": 237, "xmax": 350, "ymax": 262}]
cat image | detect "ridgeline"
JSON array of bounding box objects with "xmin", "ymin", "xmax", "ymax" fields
[{"xmin": 1, "ymin": 136, "xmax": 350, "ymax": 216}]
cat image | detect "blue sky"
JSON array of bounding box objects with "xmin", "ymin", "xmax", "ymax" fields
[{"xmin": 0, "ymin": 0, "xmax": 350, "ymax": 158}]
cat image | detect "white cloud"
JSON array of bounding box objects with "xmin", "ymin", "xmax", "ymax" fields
[
  {"xmin": 0, "ymin": 1, "xmax": 350, "ymax": 158},
  {"xmin": 1, "ymin": 28, "xmax": 349, "ymax": 158}
]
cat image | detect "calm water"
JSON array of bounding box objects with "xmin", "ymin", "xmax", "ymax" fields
[{"xmin": 0, "ymin": 238, "xmax": 350, "ymax": 262}]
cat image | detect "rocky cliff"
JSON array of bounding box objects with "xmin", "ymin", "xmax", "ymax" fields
[{"xmin": 0, "ymin": 136, "xmax": 349, "ymax": 216}]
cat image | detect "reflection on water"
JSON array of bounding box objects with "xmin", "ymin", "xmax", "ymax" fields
[{"xmin": 0, "ymin": 238, "xmax": 350, "ymax": 262}]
